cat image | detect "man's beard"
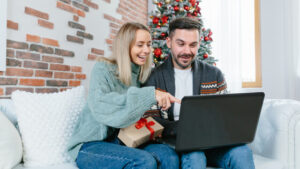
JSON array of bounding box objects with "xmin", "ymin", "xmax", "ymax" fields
[{"xmin": 173, "ymin": 53, "xmax": 195, "ymax": 69}]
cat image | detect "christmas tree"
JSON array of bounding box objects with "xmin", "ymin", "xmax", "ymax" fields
[{"xmin": 149, "ymin": 0, "xmax": 216, "ymax": 66}]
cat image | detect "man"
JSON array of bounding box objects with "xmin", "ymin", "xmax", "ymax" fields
[{"xmin": 144, "ymin": 17, "xmax": 255, "ymax": 169}]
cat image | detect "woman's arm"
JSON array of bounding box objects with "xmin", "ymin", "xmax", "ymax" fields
[{"xmin": 87, "ymin": 62, "xmax": 157, "ymax": 128}]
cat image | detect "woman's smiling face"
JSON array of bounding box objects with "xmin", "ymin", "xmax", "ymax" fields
[{"xmin": 130, "ymin": 29, "xmax": 152, "ymax": 66}]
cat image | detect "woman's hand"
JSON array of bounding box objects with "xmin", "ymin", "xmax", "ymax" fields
[{"xmin": 155, "ymin": 90, "xmax": 181, "ymax": 111}]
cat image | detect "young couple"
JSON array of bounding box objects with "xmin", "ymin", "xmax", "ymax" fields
[{"xmin": 67, "ymin": 17, "xmax": 255, "ymax": 169}]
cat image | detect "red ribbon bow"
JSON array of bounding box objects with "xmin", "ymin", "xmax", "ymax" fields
[{"xmin": 135, "ymin": 118, "xmax": 155, "ymax": 140}]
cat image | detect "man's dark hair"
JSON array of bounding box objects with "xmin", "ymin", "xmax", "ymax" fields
[{"xmin": 168, "ymin": 17, "xmax": 202, "ymax": 38}]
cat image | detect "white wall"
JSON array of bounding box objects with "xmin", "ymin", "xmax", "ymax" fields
[{"xmin": 260, "ymin": 0, "xmax": 300, "ymax": 100}]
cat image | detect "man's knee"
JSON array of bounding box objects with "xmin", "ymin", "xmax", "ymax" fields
[
  {"xmin": 181, "ymin": 151, "xmax": 207, "ymax": 169},
  {"xmin": 229, "ymin": 145, "xmax": 253, "ymax": 159},
  {"xmin": 183, "ymin": 151, "xmax": 206, "ymax": 162},
  {"xmin": 225, "ymin": 145, "xmax": 255, "ymax": 169}
]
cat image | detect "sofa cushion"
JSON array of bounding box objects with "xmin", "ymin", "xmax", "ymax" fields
[
  {"xmin": 11, "ymin": 86, "xmax": 85, "ymax": 168},
  {"xmin": 0, "ymin": 111, "xmax": 23, "ymax": 169},
  {"xmin": 249, "ymin": 99, "xmax": 300, "ymax": 168},
  {"xmin": 253, "ymin": 154, "xmax": 286, "ymax": 169}
]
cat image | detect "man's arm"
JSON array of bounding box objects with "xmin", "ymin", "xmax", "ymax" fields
[{"xmin": 216, "ymin": 70, "xmax": 228, "ymax": 94}]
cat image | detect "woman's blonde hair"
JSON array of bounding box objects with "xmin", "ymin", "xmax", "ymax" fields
[{"xmin": 98, "ymin": 22, "xmax": 153, "ymax": 86}]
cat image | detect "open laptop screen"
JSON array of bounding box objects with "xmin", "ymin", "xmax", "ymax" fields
[{"xmin": 176, "ymin": 92, "xmax": 264, "ymax": 152}]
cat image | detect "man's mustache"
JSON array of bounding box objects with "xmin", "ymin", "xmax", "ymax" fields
[{"xmin": 178, "ymin": 54, "xmax": 194, "ymax": 58}]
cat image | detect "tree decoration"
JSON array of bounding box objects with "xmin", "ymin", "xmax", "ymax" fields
[{"xmin": 149, "ymin": 0, "xmax": 217, "ymax": 66}]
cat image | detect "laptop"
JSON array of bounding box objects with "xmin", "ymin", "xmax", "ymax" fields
[{"xmin": 175, "ymin": 92, "xmax": 265, "ymax": 152}]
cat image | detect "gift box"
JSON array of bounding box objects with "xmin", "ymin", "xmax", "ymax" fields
[{"xmin": 118, "ymin": 117, "xmax": 164, "ymax": 148}]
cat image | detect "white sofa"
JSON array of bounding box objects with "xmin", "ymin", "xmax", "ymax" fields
[{"xmin": 1, "ymin": 98, "xmax": 300, "ymax": 169}]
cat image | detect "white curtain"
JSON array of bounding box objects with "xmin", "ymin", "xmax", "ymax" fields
[{"xmin": 201, "ymin": 0, "xmax": 254, "ymax": 93}]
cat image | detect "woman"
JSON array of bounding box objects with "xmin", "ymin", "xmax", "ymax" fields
[{"xmin": 67, "ymin": 22, "xmax": 180, "ymax": 169}]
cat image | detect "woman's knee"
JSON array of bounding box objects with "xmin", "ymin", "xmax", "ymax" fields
[
  {"xmin": 77, "ymin": 149, "xmax": 157, "ymax": 169},
  {"xmin": 146, "ymin": 144, "xmax": 177, "ymax": 154},
  {"xmin": 134, "ymin": 150, "xmax": 157, "ymax": 169},
  {"xmin": 143, "ymin": 144, "xmax": 179, "ymax": 169},
  {"xmin": 76, "ymin": 142, "xmax": 158, "ymax": 169}
]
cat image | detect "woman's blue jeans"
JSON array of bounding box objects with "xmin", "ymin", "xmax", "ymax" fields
[{"xmin": 76, "ymin": 139, "xmax": 179, "ymax": 169}]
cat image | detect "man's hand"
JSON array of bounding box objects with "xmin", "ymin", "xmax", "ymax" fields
[{"xmin": 155, "ymin": 90, "xmax": 181, "ymax": 111}]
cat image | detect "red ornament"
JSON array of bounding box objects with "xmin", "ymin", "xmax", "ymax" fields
[
  {"xmin": 196, "ymin": 6, "xmax": 201, "ymax": 12},
  {"xmin": 161, "ymin": 16, "xmax": 168, "ymax": 24},
  {"xmin": 152, "ymin": 17, "xmax": 159, "ymax": 25},
  {"xmin": 156, "ymin": 25, "xmax": 161, "ymax": 28},
  {"xmin": 154, "ymin": 48, "xmax": 162, "ymax": 57},
  {"xmin": 202, "ymin": 28, "xmax": 205, "ymax": 31},
  {"xmin": 203, "ymin": 53, "xmax": 208, "ymax": 59},
  {"xmin": 209, "ymin": 31, "xmax": 213, "ymax": 36},
  {"xmin": 175, "ymin": 0, "xmax": 180, "ymax": 2},
  {"xmin": 158, "ymin": 2, "xmax": 162, "ymax": 7},
  {"xmin": 190, "ymin": 0, "xmax": 196, "ymax": 6},
  {"xmin": 174, "ymin": 6, "xmax": 179, "ymax": 11},
  {"xmin": 193, "ymin": 11, "xmax": 198, "ymax": 16},
  {"xmin": 184, "ymin": 5, "xmax": 189, "ymax": 11},
  {"xmin": 204, "ymin": 37, "xmax": 209, "ymax": 41},
  {"xmin": 161, "ymin": 32, "xmax": 166, "ymax": 37}
]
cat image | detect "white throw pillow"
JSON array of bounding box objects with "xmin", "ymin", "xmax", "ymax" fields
[
  {"xmin": 11, "ymin": 86, "xmax": 85, "ymax": 167},
  {"xmin": 13, "ymin": 163, "xmax": 78, "ymax": 169},
  {"xmin": 0, "ymin": 111, "xmax": 23, "ymax": 169}
]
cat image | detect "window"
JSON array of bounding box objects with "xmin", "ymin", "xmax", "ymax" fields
[
  {"xmin": 0, "ymin": 0, "xmax": 7, "ymax": 71},
  {"xmin": 201, "ymin": 0, "xmax": 262, "ymax": 90},
  {"xmin": 242, "ymin": 0, "xmax": 262, "ymax": 88}
]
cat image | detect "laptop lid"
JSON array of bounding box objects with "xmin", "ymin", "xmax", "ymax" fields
[{"xmin": 175, "ymin": 92, "xmax": 265, "ymax": 152}]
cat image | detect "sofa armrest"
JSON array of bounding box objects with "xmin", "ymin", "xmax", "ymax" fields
[
  {"xmin": 0, "ymin": 99, "xmax": 17, "ymax": 126},
  {"xmin": 295, "ymin": 118, "xmax": 300, "ymax": 169},
  {"xmin": 249, "ymin": 99, "xmax": 300, "ymax": 169}
]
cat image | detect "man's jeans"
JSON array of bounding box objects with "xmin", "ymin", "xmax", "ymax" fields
[
  {"xmin": 76, "ymin": 139, "xmax": 179, "ymax": 169},
  {"xmin": 181, "ymin": 144, "xmax": 255, "ymax": 169}
]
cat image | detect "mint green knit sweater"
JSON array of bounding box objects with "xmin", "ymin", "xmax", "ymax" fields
[{"xmin": 67, "ymin": 61, "xmax": 156, "ymax": 160}]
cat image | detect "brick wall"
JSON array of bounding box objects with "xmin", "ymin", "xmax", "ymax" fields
[
  {"xmin": 1, "ymin": 0, "xmax": 148, "ymax": 98},
  {"xmin": 104, "ymin": 0, "xmax": 148, "ymax": 50}
]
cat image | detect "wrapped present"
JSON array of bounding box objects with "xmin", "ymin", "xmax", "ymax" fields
[{"xmin": 118, "ymin": 117, "xmax": 164, "ymax": 148}]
